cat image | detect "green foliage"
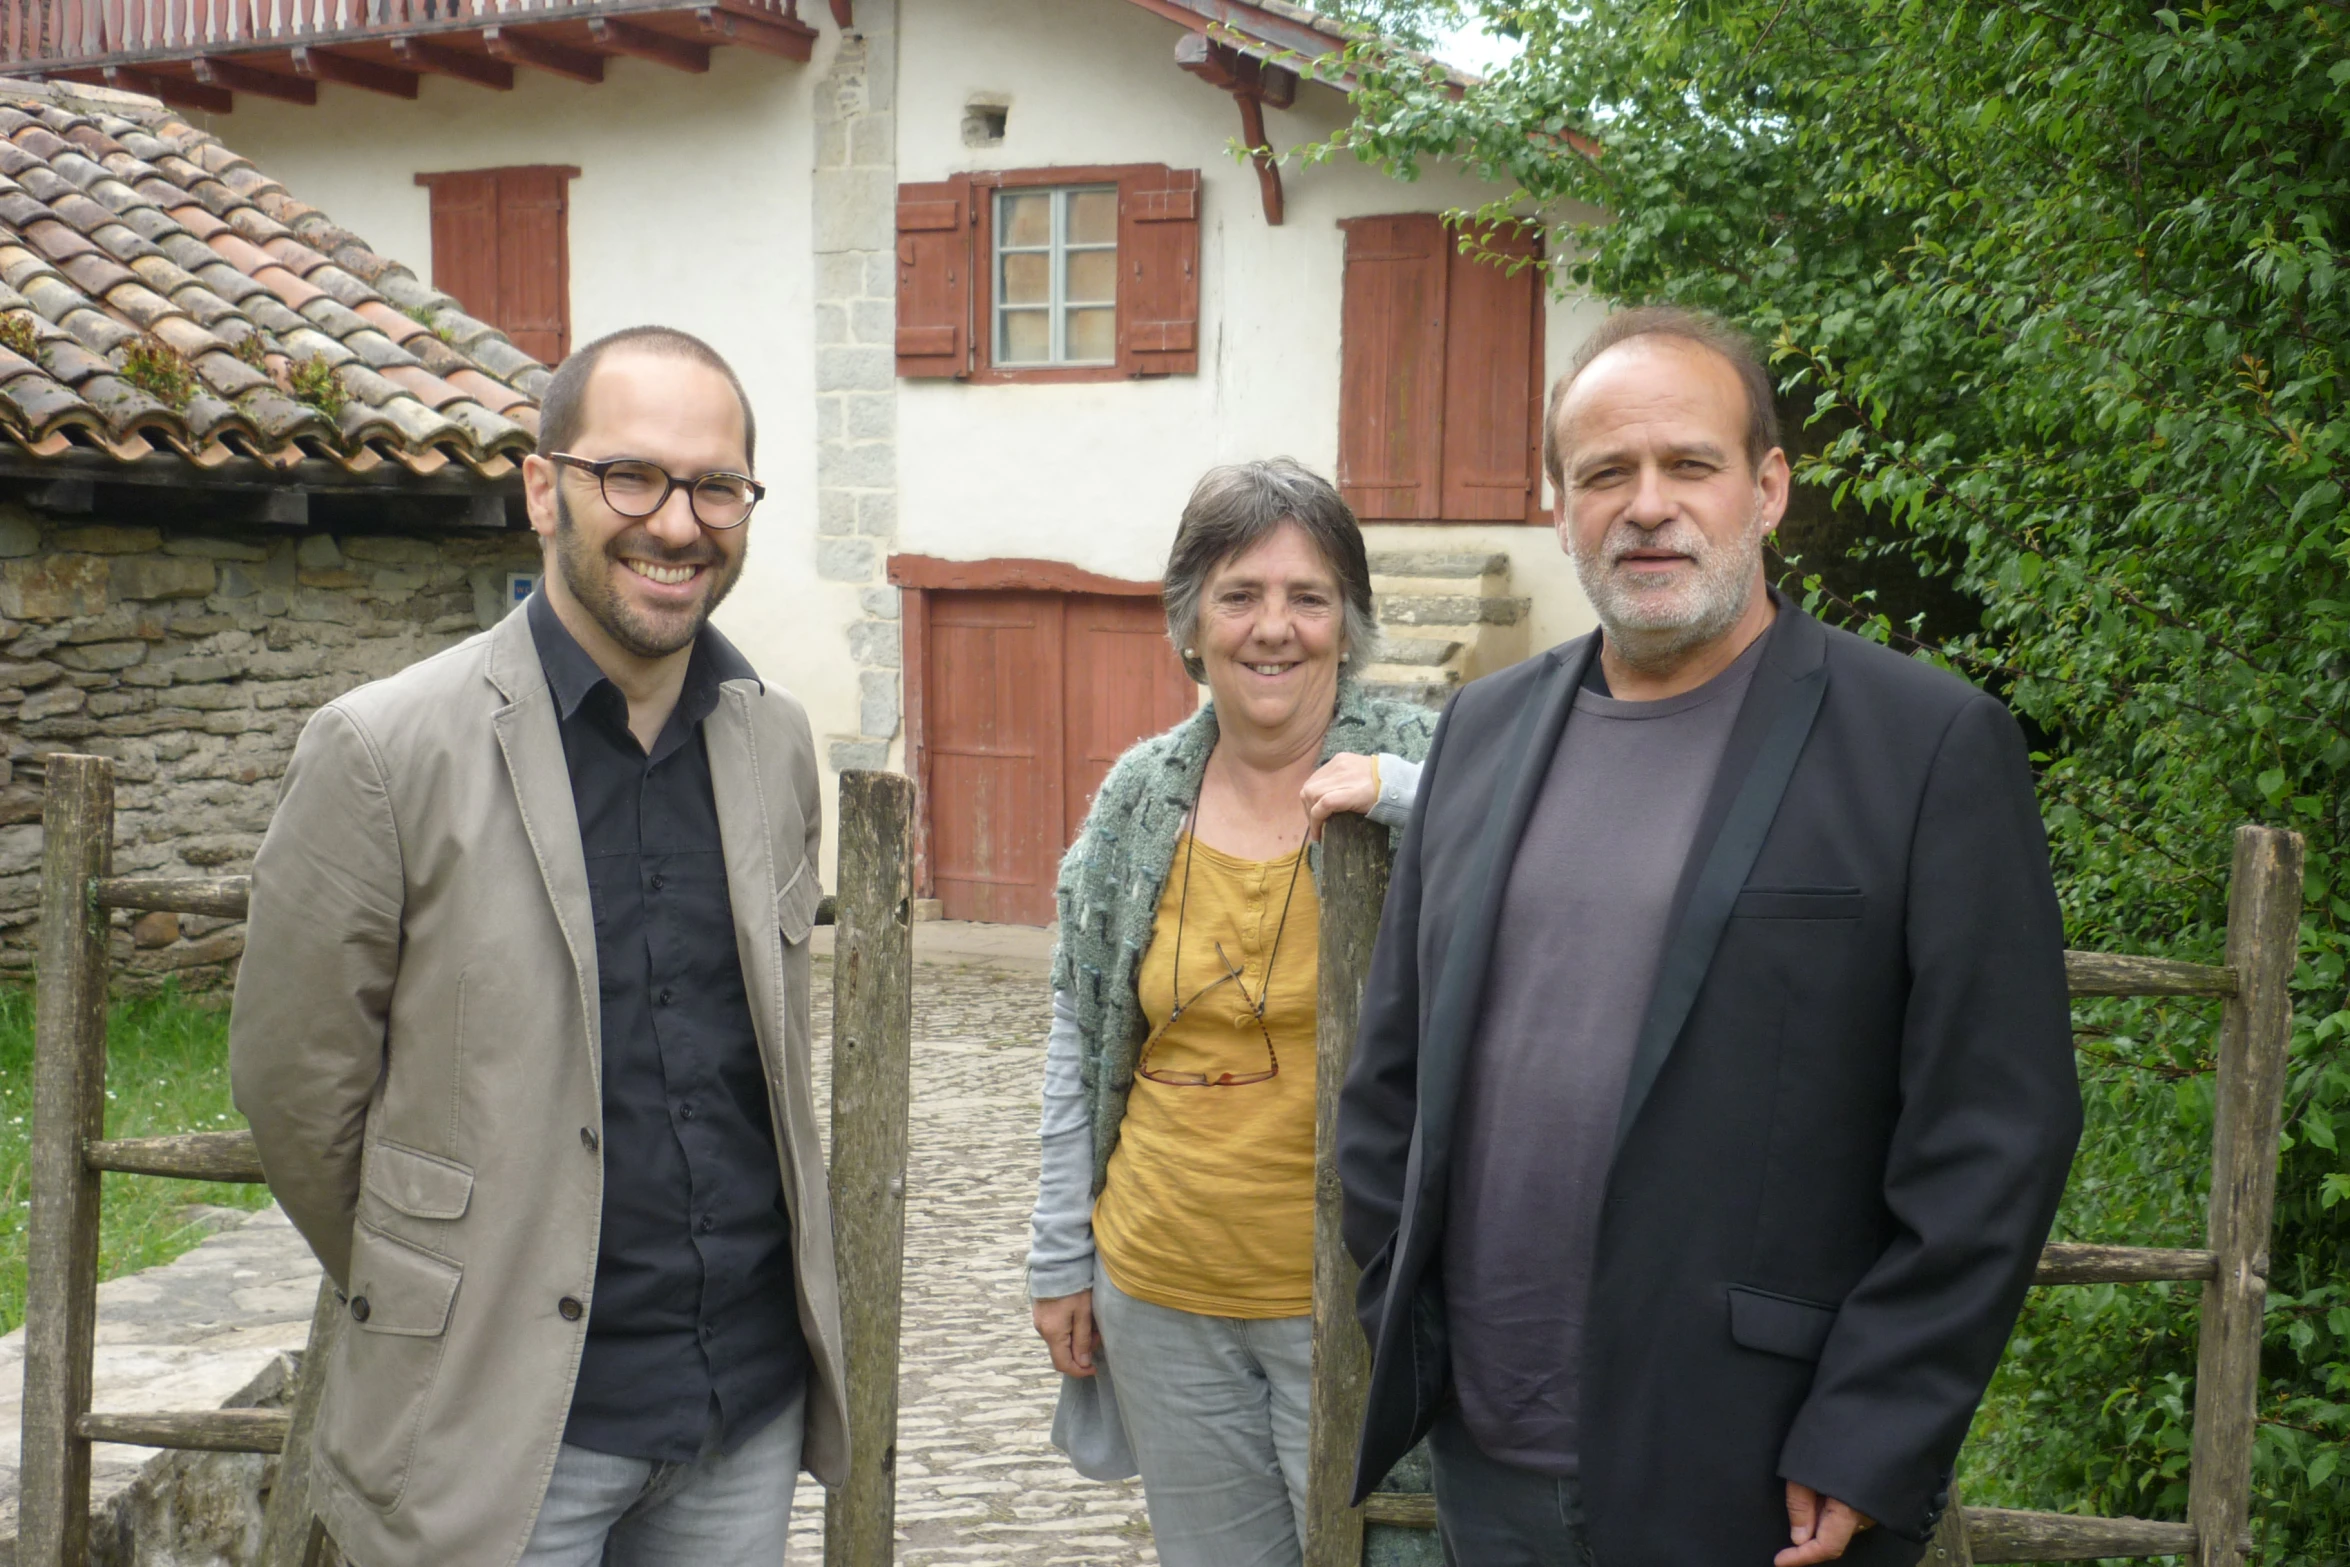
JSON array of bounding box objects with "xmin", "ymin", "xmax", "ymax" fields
[
  {"xmin": 1334, "ymin": 0, "xmax": 2350, "ymax": 1556},
  {"xmin": 0, "ymin": 986, "xmax": 269, "ymax": 1335},
  {"xmin": 287, "ymin": 354, "xmax": 347, "ymax": 422},
  {"xmin": 117, "ymin": 333, "xmax": 196, "ymax": 411},
  {"xmin": 231, "ymin": 329, "xmax": 272, "ymax": 373},
  {"xmin": 0, "ymin": 311, "xmax": 40, "ymax": 363}
]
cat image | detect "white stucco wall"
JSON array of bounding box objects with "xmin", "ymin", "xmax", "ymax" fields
[
  {"xmin": 894, "ymin": 0, "xmax": 1602, "ymax": 653},
  {"xmin": 200, "ymin": 43, "xmax": 858, "ymax": 860}
]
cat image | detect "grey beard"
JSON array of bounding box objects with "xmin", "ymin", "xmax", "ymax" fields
[{"xmin": 1572, "ymin": 510, "xmax": 1766, "ymax": 672}]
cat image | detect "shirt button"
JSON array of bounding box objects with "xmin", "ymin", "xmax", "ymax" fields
[
  {"xmin": 700, "ymin": 1322, "xmax": 715, "ymax": 1339},
  {"xmin": 659, "ymin": 987, "xmax": 675, "ymax": 1006},
  {"xmin": 579, "ymin": 1127, "xmax": 599, "ymax": 1152},
  {"xmin": 650, "ymin": 873, "xmax": 667, "ymax": 892},
  {"xmin": 349, "ymin": 1296, "xmax": 371, "ymax": 1323},
  {"xmin": 559, "ymin": 1297, "xmax": 585, "ymax": 1322},
  {"xmin": 679, "ymin": 1103, "xmax": 696, "ymax": 1122},
  {"xmin": 698, "ymin": 1214, "xmax": 716, "ymax": 1234}
]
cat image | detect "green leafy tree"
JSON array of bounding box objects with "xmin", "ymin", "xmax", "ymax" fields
[{"xmin": 1327, "ymin": 0, "xmax": 2350, "ymax": 1556}]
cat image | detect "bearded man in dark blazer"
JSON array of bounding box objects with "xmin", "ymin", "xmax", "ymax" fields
[{"xmin": 1336, "ymin": 306, "xmax": 2082, "ymax": 1566}]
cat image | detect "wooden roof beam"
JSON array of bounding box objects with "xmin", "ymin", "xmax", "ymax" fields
[
  {"xmin": 103, "ymin": 65, "xmax": 232, "ymax": 115},
  {"xmin": 191, "ymin": 55, "xmax": 318, "ymax": 104},
  {"xmin": 693, "ymin": 6, "xmax": 817, "ymax": 60},
  {"xmin": 388, "ymin": 36, "xmax": 516, "ymax": 91},
  {"xmin": 585, "ymin": 18, "xmax": 710, "ymax": 73},
  {"xmin": 483, "ymin": 26, "xmax": 606, "ymax": 84},
  {"xmin": 1175, "ymin": 33, "xmax": 1288, "ymax": 225},
  {"xmin": 292, "ymin": 45, "xmax": 420, "ymax": 99}
]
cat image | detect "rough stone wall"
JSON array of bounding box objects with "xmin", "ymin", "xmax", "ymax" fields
[
  {"xmin": 0, "ymin": 500, "xmax": 539, "ymax": 992},
  {"xmin": 811, "ymin": 0, "xmax": 904, "ymax": 774}
]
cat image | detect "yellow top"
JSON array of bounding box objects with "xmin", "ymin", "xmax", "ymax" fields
[{"xmin": 1092, "ymin": 831, "xmax": 1320, "ymax": 1318}]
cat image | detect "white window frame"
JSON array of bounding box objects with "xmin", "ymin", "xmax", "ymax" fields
[{"xmin": 992, "ymin": 184, "xmax": 1119, "ymax": 368}]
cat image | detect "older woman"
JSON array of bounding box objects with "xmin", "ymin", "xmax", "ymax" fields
[{"xmin": 1026, "ymin": 459, "xmax": 1434, "ymax": 1566}]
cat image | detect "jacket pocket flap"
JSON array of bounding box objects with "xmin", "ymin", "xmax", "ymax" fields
[
  {"xmin": 346, "ymin": 1224, "xmax": 462, "ymax": 1338},
  {"xmin": 777, "ymin": 859, "xmax": 823, "ymax": 946},
  {"xmin": 363, "ymin": 1141, "xmax": 474, "ymax": 1221},
  {"xmin": 1733, "ymin": 886, "xmax": 1865, "ymax": 920},
  {"xmin": 1727, "ymin": 1285, "xmax": 1839, "ymax": 1361}
]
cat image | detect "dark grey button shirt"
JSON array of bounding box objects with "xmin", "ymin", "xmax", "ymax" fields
[
  {"xmin": 528, "ymin": 592, "xmax": 806, "ymax": 1463},
  {"xmin": 1444, "ymin": 629, "xmax": 1766, "ymax": 1476}
]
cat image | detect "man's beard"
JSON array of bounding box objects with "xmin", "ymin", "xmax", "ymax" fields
[
  {"xmin": 1570, "ymin": 501, "xmax": 1768, "ymax": 672},
  {"xmin": 552, "ymin": 490, "xmax": 744, "ymax": 660}
]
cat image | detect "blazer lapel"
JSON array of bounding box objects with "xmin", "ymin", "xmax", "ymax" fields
[
  {"xmin": 704, "ymin": 684, "xmax": 784, "ymax": 1072},
  {"xmin": 485, "ymin": 610, "xmax": 602, "ymax": 1077},
  {"xmin": 1611, "ymin": 605, "xmax": 1831, "ymax": 1152},
  {"xmin": 1391, "ymin": 637, "xmax": 1595, "ymax": 1283}
]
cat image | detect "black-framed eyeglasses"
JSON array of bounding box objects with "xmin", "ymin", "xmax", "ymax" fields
[{"xmin": 546, "ymin": 453, "xmax": 765, "ymax": 530}]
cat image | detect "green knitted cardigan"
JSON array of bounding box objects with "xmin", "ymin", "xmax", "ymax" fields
[{"xmin": 1050, "ymin": 678, "xmax": 1438, "ymax": 1195}]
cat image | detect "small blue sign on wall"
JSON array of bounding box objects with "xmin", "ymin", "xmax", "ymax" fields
[{"xmin": 508, "ymin": 571, "xmax": 542, "ymax": 609}]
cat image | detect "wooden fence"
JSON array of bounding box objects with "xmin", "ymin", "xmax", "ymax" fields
[
  {"xmin": 17, "ymin": 753, "xmax": 915, "ymax": 1567},
  {"xmin": 1303, "ymin": 814, "xmax": 2303, "ymax": 1567}
]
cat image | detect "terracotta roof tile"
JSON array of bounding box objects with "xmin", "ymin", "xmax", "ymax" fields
[{"xmin": 0, "ymin": 81, "xmax": 539, "ymax": 478}]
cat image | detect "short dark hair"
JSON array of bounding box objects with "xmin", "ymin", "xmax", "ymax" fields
[
  {"xmin": 1163, "ymin": 459, "xmax": 1379, "ymax": 683},
  {"xmin": 1542, "ymin": 306, "xmax": 1779, "ymax": 492},
  {"xmin": 536, "ymin": 325, "xmax": 757, "ymax": 467}
]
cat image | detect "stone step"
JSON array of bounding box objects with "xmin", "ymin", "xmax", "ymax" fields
[
  {"xmin": 1378, "ymin": 636, "xmax": 1463, "ymax": 668},
  {"xmin": 1367, "ymin": 550, "xmax": 1508, "ymax": 581},
  {"xmin": 1361, "ymin": 670, "xmax": 1458, "ymax": 709},
  {"xmin": 1382, "ymin": 594, "xmax": 1531, "ymax": 629}
]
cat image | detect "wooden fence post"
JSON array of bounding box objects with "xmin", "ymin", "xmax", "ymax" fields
[
  {"xmin": 20, "ymin": 753, "xmax": 114, "ymax": 1567},
  {"xmin": 2187, "ymin": 823, "xmax": 2302, "ymax": 1567},
  {"xmin": 258, "ymin": 1277, "xmax": 346, "ymax": 1567},
  {"xmin": 1305, "ymin": 812, "xmax": 1391, "ymax": 1567},
  {"xmin": 823, "ymin": 770, "xmax": 916, "ymax": 1567}
]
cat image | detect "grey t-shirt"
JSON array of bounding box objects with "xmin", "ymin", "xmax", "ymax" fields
[{"xmin": 1444, "ymin": 632, "xmax": 1764, "ymax": 1475}]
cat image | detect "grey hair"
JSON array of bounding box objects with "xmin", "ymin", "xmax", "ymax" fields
[{"xmin": 1162, "ymin": 458, "xmax": 1379, "ymax": 684}]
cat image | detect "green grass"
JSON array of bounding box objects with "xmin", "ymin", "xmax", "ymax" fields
[{"xmin": 0, "ymin": 985, "xmax": 270, "ymax": 1335}]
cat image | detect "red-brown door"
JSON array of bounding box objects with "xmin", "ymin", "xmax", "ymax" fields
[{"xmin": 924, "ymin": 589, "xmax": 1195, "ymax": 925}]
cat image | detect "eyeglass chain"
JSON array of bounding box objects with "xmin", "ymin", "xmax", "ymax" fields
[{"xmin": 1168, "ymin": 755, "xmax": 1310, "ymax": 1031}]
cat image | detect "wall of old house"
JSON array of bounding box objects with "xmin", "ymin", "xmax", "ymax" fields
[
  {"xmin": 892, "ymin": 0, "xmax": 1607, "ymax": 658},
  {"xmin": 0, "ymin": 499, "xmax": 539, "ymax": 990}
]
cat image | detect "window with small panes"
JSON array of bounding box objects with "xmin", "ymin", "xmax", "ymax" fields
[{"xmin": 992, "ymin": 185, "xmax": 1119, "ymax": 368}]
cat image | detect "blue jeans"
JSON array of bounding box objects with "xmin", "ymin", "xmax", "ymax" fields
[
  {"xmin": 1429, "ymin": 1406, "xmax": 1597, "ymax": 1567},
  {"xmin": 518, "ymin": 1390, "xmax": 804, "ymax": 1567},
  {"xmin": 1091, "ymin": 1268, "xmax": 1312, "ymax": 1567}
]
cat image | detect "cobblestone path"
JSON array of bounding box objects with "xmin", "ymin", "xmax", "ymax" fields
[{"xmin": 788, "ymin": 955, "xmax": 1157, "ymax": 1565}]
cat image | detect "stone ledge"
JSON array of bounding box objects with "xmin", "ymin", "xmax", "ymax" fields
[{"xmin": 0, "ymin": 1205, "xmax": 324, "ymax": 1566}]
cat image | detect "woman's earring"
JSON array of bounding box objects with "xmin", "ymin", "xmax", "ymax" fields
[
  {"xmin": 1184, "ymin": 648, "xmax": 1197, "ymax": 659},
  {"xmin": 1340, "ymin": 652, "xmax": 1351, "ymax": 664}
]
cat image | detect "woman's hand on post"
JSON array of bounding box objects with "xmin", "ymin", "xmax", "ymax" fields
[
  {"xmin": 1302, "ymin": 753, "xmax": 1381, "ymax": 840},
  {"xmin": 1033, "ymin": 1289, "xmax": 1101, "ymax": 1378}
]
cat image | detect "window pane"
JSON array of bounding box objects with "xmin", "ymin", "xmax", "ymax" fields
[
  {"xmin": 1000, "ymin": 309, "xmax": 1051, "ymax": 363},
  {"xmin": 1000, "ymin": 192, "xmax": 1051, "ymax": 248},
  {"xmin": 1066, "ymin": 308, "xmax": 1115, "ymax": 363},
  {"xmin": 1067, "ymin": 189, "xmax": 1117, "ymax": 245},
  {"xmin": 1002, "ymin": 251, "xmax": 1050, "ymax": 305},
  {"xmin": 1065, "ymin": 248, "xmax": 1116, "ymax": 305}
]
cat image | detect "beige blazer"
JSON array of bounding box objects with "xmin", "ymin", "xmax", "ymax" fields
[{"xmin": 230, "ymin": 605, "xmax": 847, "ymax": 1567}]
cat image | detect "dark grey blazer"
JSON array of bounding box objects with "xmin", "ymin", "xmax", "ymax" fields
[{"xmin": 1336, "ymin": 602, "xmax": 2081, "ymax": 1564}]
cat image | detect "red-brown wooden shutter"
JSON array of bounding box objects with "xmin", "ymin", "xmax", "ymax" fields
[
  {"xmin": 418, "ymin": 166, "xmax": 575, "ymax": 366},
  {"xmin": 1338, "ymin": 213, "xmax": 1449, "ymax": 521},
  {"xmin": 1439, "ymin": 223, "xmax": 1542, "ymax": 521},
  {"xmin": 496, "ymin": 167, "xmax": 573, "ymax": 364},
  {"xmin": 1120, "ymin": 166, "xmax": 1200, "ymax": 377},
  {"xmin": 420, "ymin": 170, "xmax": 500, "ymax": 331},
  {"xmin": 896, "ymin": 177, "xmax": 973, "ymax": 377}
]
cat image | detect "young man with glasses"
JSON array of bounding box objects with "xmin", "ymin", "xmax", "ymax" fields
[{"xmin": 232, "ymin": 326, "xmax": 845, "ymax": 1567}]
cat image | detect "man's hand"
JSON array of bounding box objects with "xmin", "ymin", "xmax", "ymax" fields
[
  {"xmin": 1777, "ymin": 1481, "xmax": 1875, "ymax": 1565},
  {"xmin": 1032, "ymin": 1289, "xmax": 1101, "ymax": 1378},
  {"xmin": 1302, "ymin": 753, "xmax": 1381, "ymax": 839}
]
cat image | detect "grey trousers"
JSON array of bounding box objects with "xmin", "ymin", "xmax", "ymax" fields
[
  {"xmin": 1428, "ymin": 1407, "xmax": 1597, "ymax": 1567},
  {"xmin": 1091, "ymin": 1268, "xmax": 1313, "ymax": 1567},
  {"xmin": 518, "ymin": 1389, "xmax": 805, "ymax": 1567}
]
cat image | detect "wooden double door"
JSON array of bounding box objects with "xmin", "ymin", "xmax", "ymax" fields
[{"xmin": 916, "ymin": 586, "xmax": 1197, "ymax": 925}]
